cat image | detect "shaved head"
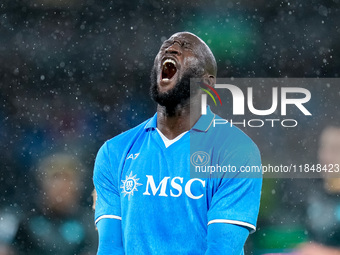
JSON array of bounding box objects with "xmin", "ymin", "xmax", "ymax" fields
[
  {"xmin": 150, "ymin": 32, "xmax": 217, "ymax": 110},
  {"xmin": 169, "ymin": 32, "xmax": 217, "ymax": 77}
]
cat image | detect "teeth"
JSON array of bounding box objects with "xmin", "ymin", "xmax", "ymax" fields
[
  {"xmin": 163, "ymin": 59, "xmax": 176, "ymax": 66},
  {"xmin": 162, "ymin": 78, "xmax": 170, "ymax": 82}
]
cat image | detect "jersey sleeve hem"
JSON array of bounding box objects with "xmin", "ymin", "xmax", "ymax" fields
[
  {"xmin": 207, "ymin": 219, "xmax": 256, "ymax": 234},
  {"xmin": 95, "ymin": 215, "xmax": 122, "ymax": 225}
]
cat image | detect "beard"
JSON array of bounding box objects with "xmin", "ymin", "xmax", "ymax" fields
[{"xmin": 150, "ymin": 65, "xmax": 204, "ymax": 110}]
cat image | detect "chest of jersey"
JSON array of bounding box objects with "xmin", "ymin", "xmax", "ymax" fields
[
  {"xmin": 119, "ymin": 131, "xmax": 207, "ymax": 201},
  {"xmin": 117, "ymin": 130, "xmax": 209, "ymax": 254}
]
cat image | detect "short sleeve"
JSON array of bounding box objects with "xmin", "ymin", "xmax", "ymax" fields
[
  {"xmin": 207, "ymin": 142, "xmax": 263, "ymax": 233},
  {"xmin": 93, "ymin": 142, "xmax": 121, "ymax": 224}
]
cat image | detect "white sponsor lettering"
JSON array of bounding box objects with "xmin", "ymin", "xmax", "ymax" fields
[
  {"xmin": 185, "ymin": 178, "xmax": 205, "ymax": 199},
  {"xmin": 142, "ymin": 176, "xmax": 205, "ymax": 199},
  {"xmin": 143, "ymin": 175, "xmax": 169, "ymax": 197}
]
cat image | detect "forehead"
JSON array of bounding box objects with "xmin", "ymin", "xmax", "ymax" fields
[{"xmin": 164, "ymin": 32, "xmax": 204, "ymax": 47}]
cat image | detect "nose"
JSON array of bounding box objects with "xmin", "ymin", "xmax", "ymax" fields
[{"xmin": 165, "ymin": 43, "xmax": 181, "ymax": 56}]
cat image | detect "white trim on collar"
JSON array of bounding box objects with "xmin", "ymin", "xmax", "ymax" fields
[{"xmin": 156, "ymin": 128, "xmax": 188, "ymax": 148}]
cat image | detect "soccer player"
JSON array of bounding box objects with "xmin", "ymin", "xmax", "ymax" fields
[{"xmin": 93, "ymin": 32, "xmax": 262, "ymax": 255}]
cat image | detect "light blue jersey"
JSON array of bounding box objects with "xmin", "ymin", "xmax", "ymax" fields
[{"xmin": 94, "ymin": 107, "xmax": 262, "ymax": 254}]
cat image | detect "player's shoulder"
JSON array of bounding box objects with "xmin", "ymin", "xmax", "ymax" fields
[
  {"xmin": 95, "ymin": 116, "xmax": 153, "ymax": 166},
  {"xmin": 94, "ymin": 118, "xmax": 153, "ymax": 181},
  {"xmin": 104, "ymin": 117, "xmax": 152, "ymax": 149}
]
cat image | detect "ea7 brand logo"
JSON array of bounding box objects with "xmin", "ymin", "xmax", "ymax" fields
[
  {"xmin": 201, "ymin": 84, "xmax": 312, "ymax": 116},
  {"xmin": 143, "ymin": 176, "xmax": 205, "ymax": 199},
  {"xmin": 126, "ymin": 153, "xmax": 140, "ymax": 160},
  {"xmin": 190, "ymin": 151, "xmax": 210, "ymax": 166}
]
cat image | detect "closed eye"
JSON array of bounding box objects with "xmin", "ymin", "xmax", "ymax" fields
[
  {"xmin": 160, "ymin": 40, "xmax": 172, "ymax": 50},
  {"xmin": 160, "ymin": 40, "xmax": 192, "ymax": 51},
  {"xmin": 182, "ymin": 42, "xmax": 192, "ymax": 50}
]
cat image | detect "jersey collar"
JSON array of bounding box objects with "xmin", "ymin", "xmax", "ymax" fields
[
  {"xmin": 192, "ymin": 106, "xmax": 215, "ymax": 132},
  {"xmin": 144, "ymin": 106, "xmax": 215, "ymax": 132},
  {"xmin": 144, "ymin": 113, "xmax": 157, "ymax": 130}
]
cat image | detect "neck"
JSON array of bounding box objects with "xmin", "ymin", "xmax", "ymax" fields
[{"xmin": 157, "ymin": 99, "xmax": 201, "ymax": 139}]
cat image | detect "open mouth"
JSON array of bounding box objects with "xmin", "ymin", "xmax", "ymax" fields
[{"xmin": 161, "ymin": 59, "xmax": 177, "ymax": 82}]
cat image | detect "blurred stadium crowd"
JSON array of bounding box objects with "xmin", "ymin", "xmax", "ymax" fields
[{"xmin": 1, "ymin": 0, "xmax": 340, "ymax": 254}]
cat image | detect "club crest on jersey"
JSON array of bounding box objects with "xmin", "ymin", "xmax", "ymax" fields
[
  {"xmin": 190, "ymin": 151, "xmax": 210, "ymax": 166},
  {"xmin": 120, "ymin": 172, "xmax": 142, "ymax": 199}
]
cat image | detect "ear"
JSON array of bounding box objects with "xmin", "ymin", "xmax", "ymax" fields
[{"xmin": 202, "ymin": 74, "xmax": 216, "ymax": 87}]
